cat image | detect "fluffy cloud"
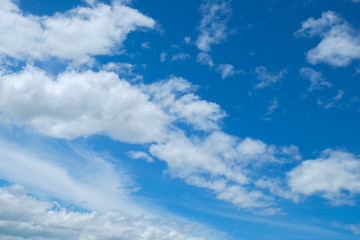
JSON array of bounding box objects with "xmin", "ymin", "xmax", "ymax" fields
[
  {"xmin": 0, "ymin": 0, "xmax": 155, "ymax": 65},
  {"xmin": 195, "ymin": 0, "xmax": 231, "ymax": 52},
  {"xmin": 0, "ymin": 66, "xmax": 170, "ymax": 143},
  {"xmin": 295, "ymin": 11, "xmax": 360, "ymax": 67},
  {"xmin": 299, "ymin": 67, "xmax": 332, "ymax": 91},
  {"xmin": 254, "ymin": 66, "xmax": 287, "ymax": 89},
  {"xmin": 287, "ymin": 150, "xmax": 360, "ymax": 205},
  {"xmin": 0, "ymin": 185, "xmax": 222, "ymax": 240}
]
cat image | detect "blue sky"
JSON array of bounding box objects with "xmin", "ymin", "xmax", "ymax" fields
[{"xmin": 0, "ymin": 0, "xmax": 360, "ymax": 239}]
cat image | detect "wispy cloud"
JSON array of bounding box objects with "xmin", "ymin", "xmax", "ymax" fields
[
  {"xmin": 195, "ymin": 0, "xmax": 232, "ymax": 52},
  {"xmin": 254, "ymin": 66, "xmax": 287, "ymax": 89},
  {"xmin": 300, "ymin": 67, "xmax": 332, "ymax": 91},
  {"xmin": 0, "ymin": 184, "xmax": 224, "ymax": 240}
]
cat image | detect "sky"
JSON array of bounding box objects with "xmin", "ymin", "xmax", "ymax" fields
[{"xmin": 0, "ymin": 0, "xmax": 360, "ymax": 239}]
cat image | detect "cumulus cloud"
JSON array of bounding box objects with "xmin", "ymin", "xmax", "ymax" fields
[
  {"xmin": 195, "ymin": 0, "xmax": 232, "ymax": 52},
  {"xmin": 295, "ymin": 11, "xmax": 360, "ymax": 67},
  {"xmin": 254, "ymin": 66, "xmax": 287, "ymax": 89},
  {"xmin": 300, "ymin": 67, "xmax": 332, "ymax": 91},
  {"xmin": 0, "ymin": 184, "xmax": 224, "ymax": 240},
  {"xmin": 0, "ymin": 0, "xmax": 155, "ymax": 65},
  {"xmin": 0, "ymin": 66, "xmax": 170, "ymax": 143},
  {"xmin": 287, "ymin": 150, "xmax": 360, "ymax": 205}
]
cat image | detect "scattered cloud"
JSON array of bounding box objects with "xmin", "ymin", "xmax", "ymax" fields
[
  {"xmin": 141, "ymin": 41, "xmax": 150, "ymax": 49},
  {"xmin": 160, "ymin": 52, "xmax": 167, "ymax": 62},
  {"xmin": 265, "ymin": 97, "xmax": 279, "ymax": 117},
  {"xmin": 300, "ymin": 67, "xmax": 332, "ymax": 91},
  {"xmin": 196, "ymin": 52, "xmax": 215, "ymax": 67},
  {"xmin": 171, "ymin": 53, "xmax": 191, "ymax": 62},
  {"xmin": 333, "ymin": 89, "xmax": 345, "ymax": 101},
  {"xmin": 218, "ymin": 64, "xmax": 235, "ymax": 79},
  {"xmin": 295, "ymin": 11, "xmax": 360, "ymax": 67},
  {"xmin": 195, "ymin": 0, "xmax": 232, "ymax": 52},
  {"xmin": 0, "ymin": 0, "xmax": 155, "ymax": 65},
  {"xmin": 197, "ymin": 53, "xmax": 239, "ymax": 79},
  {"xmin": 254, "ymin": 66, "xmax": 287, "ymax": 89}
]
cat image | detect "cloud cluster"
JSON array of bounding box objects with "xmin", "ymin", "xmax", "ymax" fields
[
  {"xmin": 150, "ymin": 131, "xmax": 301, "ymax": 210},
  {"xmin": 0, "ymin": 0, "xmax": 155, "ymax": 65},
  {"xmin": 296, "ymin": 11, "xmax": 360, "ymax": 67},
  {"xmin": 195, "ymin": 0, "xmax": 238, "ymax": 79},
  {"xmin": 0, "ymin": 184, "xmax": 221, "ymax": 240},
  {"xmin": 0, "ymin": 63, "xmax": 300, "ymax": 211}
]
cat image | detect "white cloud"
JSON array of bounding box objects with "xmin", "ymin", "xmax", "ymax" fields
[
  {"xmin": 144, "ymin": 77, "xmax": 226, "ymax": 131},
  {"xmin": 333, "ymin": 89, "xmax": 345, "ymax": 101},
  {"xmin": 150, "ymin": 131, "xmax": 301, "ymax": 210},
  {"xmin": 171, "ymin": 53, "xmax": 191, "ymax": 62},
  {"xmin": 101, "ymin": 62, "xmax": 143, "ymax": 81},
  {"xmin": 0, "ymin": 64, "xmax": 305, "ymax": 212},
  {"xmin": 141, "ymin": 41, "xmax": 150, "ymax": 49},
  {"xmin": 0, "ymin": 184, "xmax": 223, "ymax": 240},
  {"xmin": 264, "ymin": 97, "xmax": 279, "ymax": 117},
  {"xmin": 0, "ymin": 66, "xmax": 229, "ymax": 142},
  {"xmin": 128, "ymin": 151, "xmax": 154, "ymax": 163},
  {"xmin": 160, "ymin": 52, "xmax": 168, "ymax": 62},
  {"xmin": 254, "ymin": 66, "xmax": 287, "ymax": 89},
  {"xmin": 195, "ymin": 0, "xmax": 232, "ymax": 52},
  {"xmin": 197, "ymin": 53, "xmax": 239, "ymax": 79},
  {"xmin": 0, "ymin": 0, "xmax": 155, "ymax": 65},
  {"xmin": 0, "ymin": 137, "xmax": 143, "ymax": 214},
  {"xmin": 287, "ymin": 149, "xmax": 360, "ymax": 205},
  {"xmin": 0, "ymin": 65, "xmax": 170, "ymax": 143},
  {"xmin": 218, "ymin": 64, "xmax": 235, "ymax": 79},
  {"xmin": 196, "ymin": 52, "xmax": 215, "ymax": 67},
  {"xmin": 295, "ymin": 11, "xmax": 360, "ymax": 67},
  {"xmin": 300, "ymin": 67, "xmax": 332, "ymax": 91}
]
